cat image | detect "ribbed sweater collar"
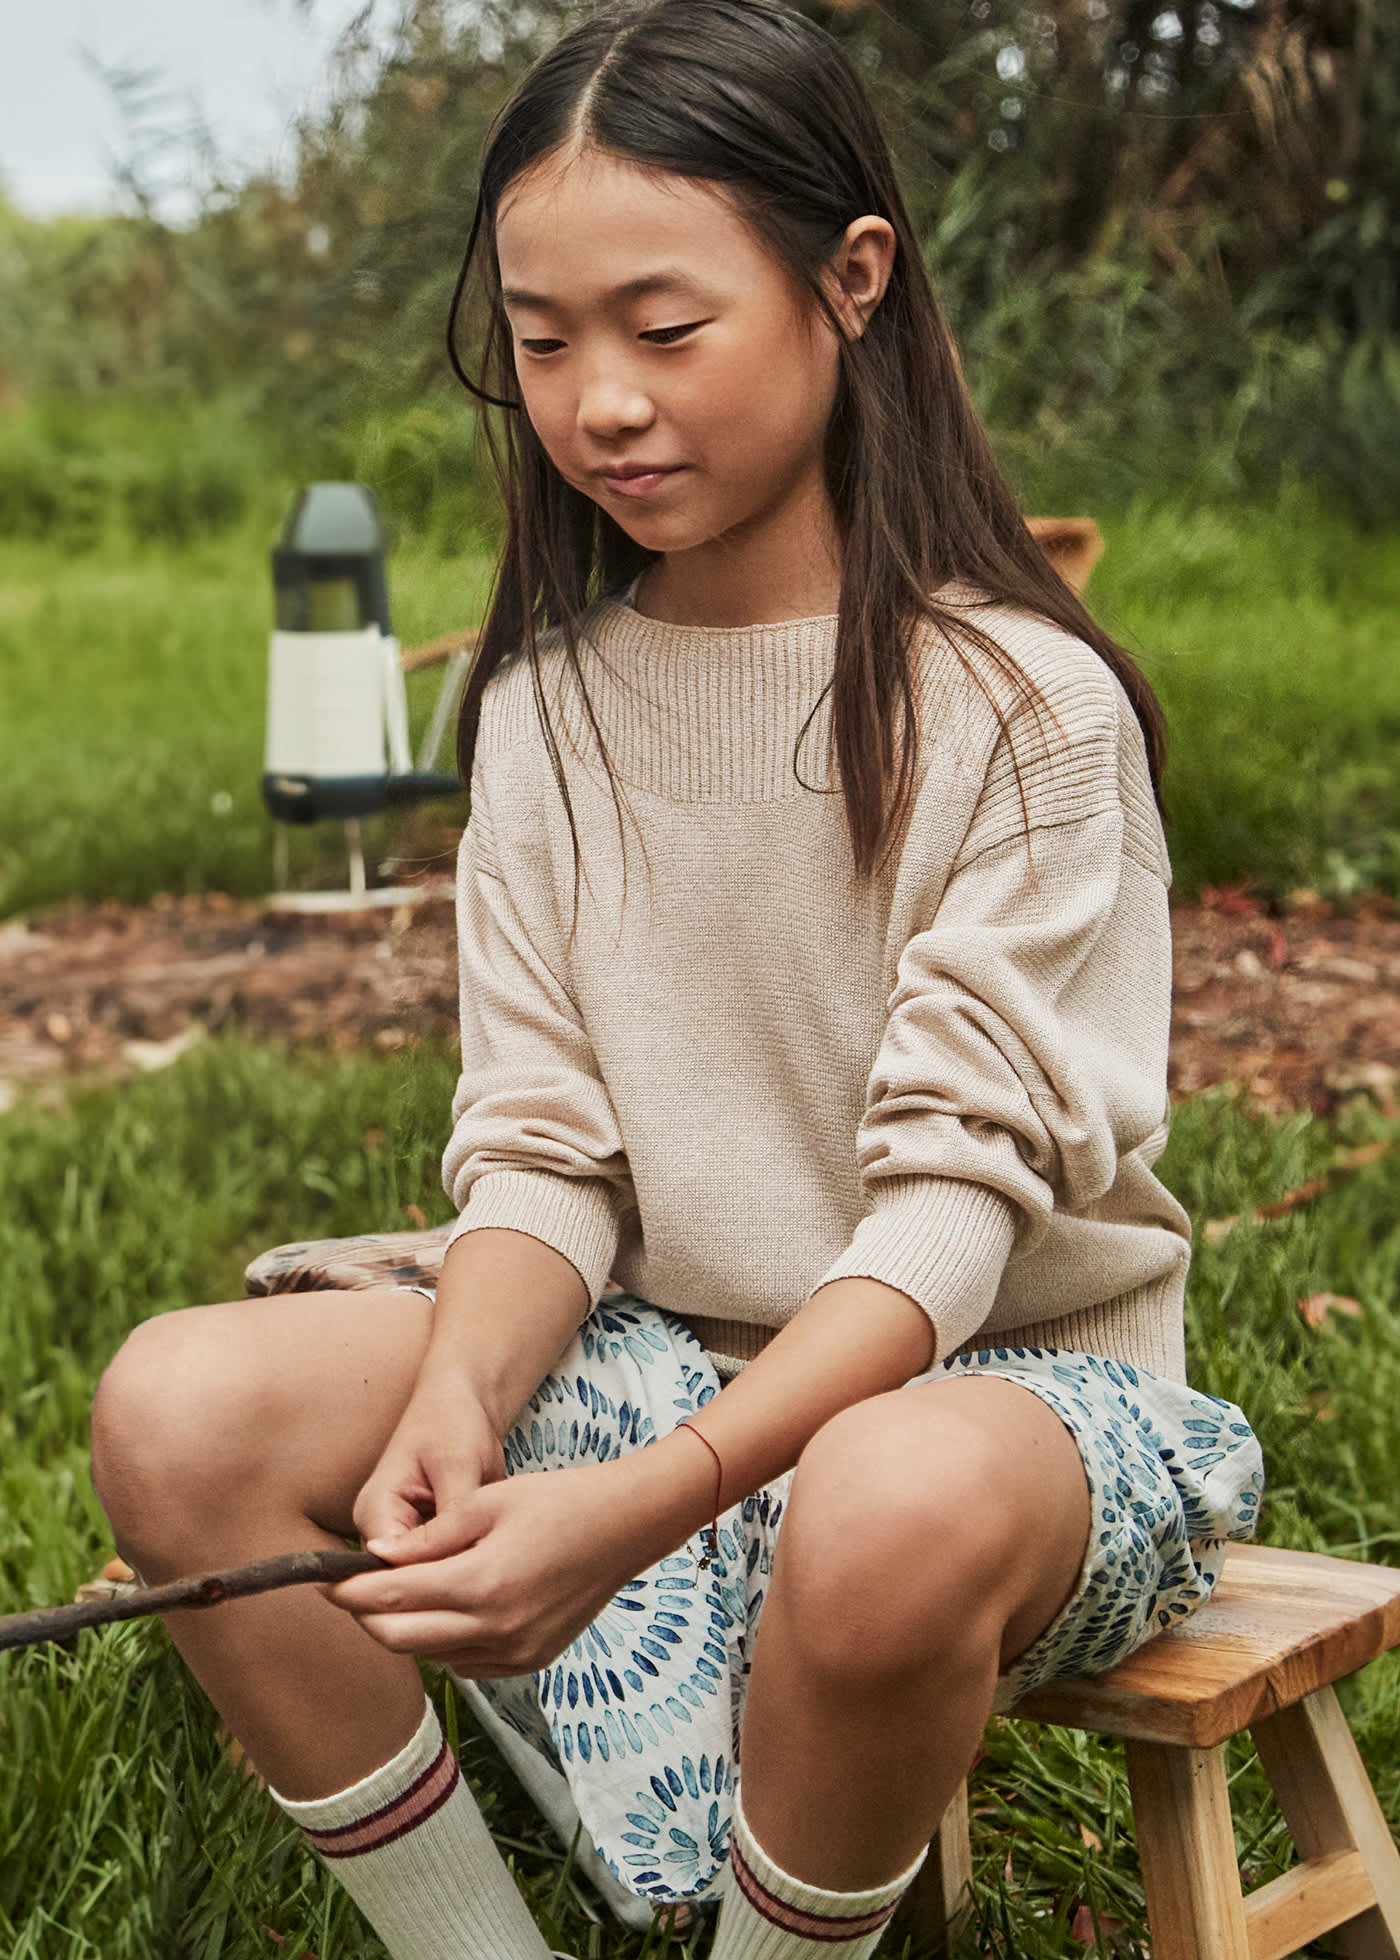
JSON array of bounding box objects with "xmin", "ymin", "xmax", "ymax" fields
[{"xmin": 543, "ymin": 597, "xmax": 842, "ymax": 804}]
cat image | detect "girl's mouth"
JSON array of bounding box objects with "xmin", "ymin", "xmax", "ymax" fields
[{"xmin": 599, "ymin": 467, "xmax": 683, "ymax": 498}]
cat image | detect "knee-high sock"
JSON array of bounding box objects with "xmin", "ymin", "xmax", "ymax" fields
[
  {"xmin": 270, "ymin": 1699, "xmax": 555, "ymax": 1960},
  {"xmin": 710, "ymin": 1789, "xmax": 927, "ymax": 1960}
]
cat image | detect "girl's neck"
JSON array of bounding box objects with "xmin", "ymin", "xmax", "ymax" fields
[{"xmin": 632, "ymin": 496, "xmax": 843, "ymax": 630}]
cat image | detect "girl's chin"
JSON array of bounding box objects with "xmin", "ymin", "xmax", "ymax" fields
[{"xmin": 604, "ymin": 511, "xmax": 713, "ymax": 554}]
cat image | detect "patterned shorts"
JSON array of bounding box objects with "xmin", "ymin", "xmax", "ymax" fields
[{"xmin": 441, "ymin": 1294, "xmax": 1263, "ymax": 1906}]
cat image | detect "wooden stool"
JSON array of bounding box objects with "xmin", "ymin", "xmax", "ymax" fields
[{"xmin": 910, "ymin": 1542, "xmax": 1400, "ymax": 1960}]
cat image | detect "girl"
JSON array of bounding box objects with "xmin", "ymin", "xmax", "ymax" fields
[{"xmin": 92, "ymin": 4, "xmax": 1264, "ymax": 1957}]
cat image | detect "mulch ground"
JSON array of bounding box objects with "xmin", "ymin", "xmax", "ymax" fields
[{"xmin": 2, "ymin": 886, "xmax": 1398, "ymax": 1118}]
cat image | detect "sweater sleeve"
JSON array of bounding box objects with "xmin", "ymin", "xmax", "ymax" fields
[
  {"xmin": 440, "ymin": 775, "xmax": 631, "ymax": 1306},
  {"xmin": 817, "ymin": 666, "xmax": 1174, "ymax": 1360}
]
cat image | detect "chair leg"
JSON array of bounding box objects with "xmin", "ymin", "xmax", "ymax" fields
[
  {"xmin": 1124, "ymin": 1739, "xmax": 1251, "ymax": 1960},
  {"xmin": 903, "ymin": 1781, "xmax": 973, "ymax": 1956},
  {"xmin": 1251, "ymin": 1686, "xmax": 1400, "ymax": 1960}
]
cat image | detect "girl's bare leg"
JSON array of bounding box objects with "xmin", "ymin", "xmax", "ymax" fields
[
  {"xmin": 738, "ymin": 1375, "xmax": 1093, "ymax": 1888},
  {"xmin": 91, "ymin": 1288, "xmax": 434, "ymax": 1798}
]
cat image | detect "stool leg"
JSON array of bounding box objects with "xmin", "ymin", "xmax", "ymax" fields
[
  {"xmin": 903, "ymin": 1781, "xmax": 973, "ymax": 1956},
  {"xmin": 1252, "ymin": 1686, "xmax": 1400, "ymax": 1960},
  {"xmin": 1123, "ymin": 1739, "xmax": 1251, "ymax": 1960}
]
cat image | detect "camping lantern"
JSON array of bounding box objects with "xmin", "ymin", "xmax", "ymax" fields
[{"xmin": 262, "ymin": 482, "xmax": 462, "ymax": 904}]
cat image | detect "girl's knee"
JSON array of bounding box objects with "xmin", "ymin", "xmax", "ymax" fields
[
  {"xmin": 775, "ymin": 1398, "xmax": 1014, "ymax": 1677},
  {"xmin": 92, "ymin": 1306, "xmax": 270, "ymax": 1541},
  {"xmin": 792, "ymin": 1391, "xmax": 1014, "ymax": 1554}
]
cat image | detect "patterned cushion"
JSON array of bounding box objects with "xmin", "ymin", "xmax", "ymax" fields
[{"xmin": 243, "ymin": 1226, "xmax": 452, "ymax": 1298}]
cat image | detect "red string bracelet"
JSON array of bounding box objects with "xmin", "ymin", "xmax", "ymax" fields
[{"xmin": 677, "ymin": 1422, "xmax": 724, "ymax": 1570}]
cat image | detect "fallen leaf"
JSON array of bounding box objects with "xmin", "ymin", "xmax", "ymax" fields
[
  {"xmin": 1266, "ymin": 927, "xmax": 1290, "ymax": 970},
  {"xmin": 1299, "ymin": 1293, "xmax": 1362, "ymax": 1329},
  {"xmin": 1192, "ymin": 889, "xmax": 1262, "ymax": 917},
  {"xmin": 1202, "ymin": 882, "xmax": 1263, "ymax": 917},
  {"xmin": 1070, "ymin": 1902, "xmax": 1128, "ymax": 1946},
  {"xmin": 1206, "ymin": 1138, "xmax": 1396, "ymax": 1239},
  {"xmin": 403, "ymin": 1202, "xmax": 428, "ymax": 1230},
  {"xmin": 1257, "ymin": 1173, "xmax": 1331, "ymax": 1219},
  {"xmin": 45, "ymin": 1012, "xmax": 73, "ymax": 1044},
  {"xmin": 1079, "ymin": 1822, "xmax": 1103, "ymax": 1852}
]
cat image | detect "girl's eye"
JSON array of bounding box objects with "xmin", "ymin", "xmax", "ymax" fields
[
  {"xmin": 520, "ymin": 338, "xmax": 566, "ymax": 356},
  {"xmin": 640, "ymin": 321, "xmax": 706, "ymax": 345}
]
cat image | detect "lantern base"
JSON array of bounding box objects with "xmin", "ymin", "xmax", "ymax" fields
[
  {"xmin": 261, "ymin": 773, "xmax": 392, "ymax": 824},
  {"xmin": 264, "ymin": 881, "xmax": 455, "ymax": 915}
]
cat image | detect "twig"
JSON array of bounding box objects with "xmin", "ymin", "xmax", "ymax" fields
[{"xmin": 0, "ymin": 1548, "xmax": 388, "ymax": 1654}]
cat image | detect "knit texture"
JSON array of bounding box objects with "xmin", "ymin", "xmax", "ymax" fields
[
  {"xmin": 710, "ymin": 1791, "xmax": 926, "ymax": 1960},
  {"xmin": 271, "ymin": 1701, "xmax": 553, "ymax": 1960},
  {"xmin": 443, "ymin": 595, "xmax": 1191, "ymax": 1380}
]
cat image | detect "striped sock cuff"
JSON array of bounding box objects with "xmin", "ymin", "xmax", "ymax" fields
[
  {"xmin": 271, "ymin": 1701, "xmax": 461, "ymax": 1861},
  {"xmin": 729, "ymin": 1790, "xmax": 926, "ymax": 1944}
]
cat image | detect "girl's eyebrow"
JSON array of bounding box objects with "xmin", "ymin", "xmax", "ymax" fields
[{"xmin": 500, "ymin": 269, "xmax": 712, "ymax": 309}]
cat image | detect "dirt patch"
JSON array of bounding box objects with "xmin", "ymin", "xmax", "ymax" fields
[
  {"xmin": 2, "ymin": 887, "xmax": 1397, "ymax": 1117},
  {"xmin": 1171, "ymin": 891, "xmax": 1400, "ymax": 1115},
  {"xmin": 0, "ymin": 891, "xmax": 459, "ymax": 1107}
]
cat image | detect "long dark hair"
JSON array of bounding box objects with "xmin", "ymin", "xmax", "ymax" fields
[{"xmin": 448, "ymin": 0, "xmax": 1167, "ymax": 879}]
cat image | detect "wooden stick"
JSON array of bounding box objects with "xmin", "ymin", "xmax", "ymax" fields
[{"xmin": 0, "ymin": 1548, "xmax": 389, "ymax": 1654}]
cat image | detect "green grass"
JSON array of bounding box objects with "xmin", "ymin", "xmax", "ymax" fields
[
  {"xmin": 1, "ymin": 1042, "xmax": 1397, "ymax": 1958},
  {"xmin": 3, "ymin": 482, "xmax": 1399, "ymax": 915},
  {"xmin": 1093, "ymin": 486, "xmax": 1400, "ymax": 902}
]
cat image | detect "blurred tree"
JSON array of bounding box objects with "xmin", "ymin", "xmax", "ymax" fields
[{"xmin": 0, "ymin": 0, "xmax": 1395, "ymax": 516}]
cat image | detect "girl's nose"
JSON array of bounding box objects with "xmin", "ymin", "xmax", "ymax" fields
[{"xmin": 576, "ymin": 366, "xmax": 655, "ymax": 441}]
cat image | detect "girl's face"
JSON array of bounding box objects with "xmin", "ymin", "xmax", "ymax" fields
[{"xmin": 495, "ymin": 148, "xmax": 858, "ymax": 574}]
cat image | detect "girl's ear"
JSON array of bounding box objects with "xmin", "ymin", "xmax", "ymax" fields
[{"xmin": 822, "ymin": 216, "xmax": 897, "ymax": 340}]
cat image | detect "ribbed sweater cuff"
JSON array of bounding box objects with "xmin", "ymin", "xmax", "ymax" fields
[
  {"xmin": 816, "ymin": 1177, "xmax": 1017, "ymax": 1363},
  {"xmin": 445, "ymin": 1169, "xmax": 620, "ymax": 1307}
]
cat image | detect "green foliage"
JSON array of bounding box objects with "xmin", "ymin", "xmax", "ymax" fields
[
  {"xmin": 1092, "ymin": 485, "xmax": 1400, "ymax": 899},
  {"xmin": 1, "ymin": 0, "xmax": 1397, "ymax": 524},
  {"xmin": 0, "ymin": 1045, "xmax": 1397, "ymax": 1956},
  {"xmin": 0, "ymin": 395, "xmax": 271, "ymax": 550}
]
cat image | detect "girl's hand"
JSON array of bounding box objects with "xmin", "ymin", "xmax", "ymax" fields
[
  {"xmin": 331, "ymin": 1448, "xmax": 706, "ymax": 1676},
  {"xmin": 352, "ymin": 1373, "xmax": 507, "ymax": 1562}
]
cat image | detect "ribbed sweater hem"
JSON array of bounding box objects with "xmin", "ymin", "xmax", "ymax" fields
[
  {"xmin": 445, "ymin": 1168, "xmax": 620, "ymax": 1307},
  {"xmin": 815, "ymin": 1177, "xmax": 1019, "ymax": 1361},
  {"xmin": 682, "ymin": 1274, "xmax": 1187, "ymax": 1383}
]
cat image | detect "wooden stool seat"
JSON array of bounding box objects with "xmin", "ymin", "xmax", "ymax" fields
[
  {"xmin": 916, "ymin": 1543, "xmax": 1400, "ymax": 1960},
  {"xmin": 1017, "ymin": 1542, "xmax": 1400, "ymax": 1748}
]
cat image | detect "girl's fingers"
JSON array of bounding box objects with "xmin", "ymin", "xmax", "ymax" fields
[
  {"xmin": 327, "ymin": 1533, "xmax": 499, "ymax": 1616},
  {"xmin": 351, "ymin": 1608, "xmax": 490, "ymax": 1656},
  {"xmin": 354, "ymin": 1486, "xmax": 430, "ymax": 1548},
  {"xmin": 365, "ymin": 1504, "xmax": 482, "ymax": 1565}
]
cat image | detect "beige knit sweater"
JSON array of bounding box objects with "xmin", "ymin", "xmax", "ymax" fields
[{"xmin": 442, "ymin": 592, "xmax": 1191, "ymax": 1382}]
